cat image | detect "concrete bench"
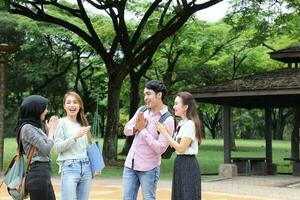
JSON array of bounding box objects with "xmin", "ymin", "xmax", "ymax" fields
[
  {"xmin": 284, "ymin": 158, "xmax": 300, "ymax": 176},
  {"xmin": 231, "ymin": 157, "xmax": 267, "ymax": 175}
]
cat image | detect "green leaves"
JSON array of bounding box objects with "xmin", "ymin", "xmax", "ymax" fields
[{"xmin": 0, "ymin": 0, "xmax": 8, "ymax": 11}]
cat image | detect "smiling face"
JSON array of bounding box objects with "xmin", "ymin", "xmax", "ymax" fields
[
  {"xmin": 144, "ymin": 88, "xmax": 162, "ymax": 110},
  {"xmin": 173, "ymin": 96, "xmax": 187, "ymax": 118},
  {"xmin": 64, "ymin": 94, "xmax": 81, "ymax": 119}
]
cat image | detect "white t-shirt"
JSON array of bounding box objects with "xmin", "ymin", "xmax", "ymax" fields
[{"xmin": 174, "ymin": 119, "xmax": 198, "ymax": 155}]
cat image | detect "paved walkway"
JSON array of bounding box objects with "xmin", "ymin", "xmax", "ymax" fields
[
  {"xmin": 1, "ymin": 175, "xmax": 300, "ymax": 199},
  {"xmin": 203, "ymin": 175, "xmax": 300, "ymax": 200}
]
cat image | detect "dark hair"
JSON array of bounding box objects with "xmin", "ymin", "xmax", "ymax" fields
[
  {"xmin": 176, "ymin": 91, "xmax": 202, "ymax": 143},
  {"xmin": 144, "ymin": 80, "xmax": 168, "ymax": 100},
  {"xmin": 63, "ymin": 91, "xmax": 89, "ymax": 127}
]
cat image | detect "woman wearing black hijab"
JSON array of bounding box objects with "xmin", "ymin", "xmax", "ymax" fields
[{"xmin": 16, "ymin": 95, "xmax": 59, "ymax": 200}]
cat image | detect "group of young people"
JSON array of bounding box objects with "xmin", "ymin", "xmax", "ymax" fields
[{"xmin": 16, "ymin": 80, "xmax": 202, "ymax": 200}]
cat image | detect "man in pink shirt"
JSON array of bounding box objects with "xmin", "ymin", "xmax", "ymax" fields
[{"xmin": 122, "ymin": 80, "xmax": 175, "ymax": 200}]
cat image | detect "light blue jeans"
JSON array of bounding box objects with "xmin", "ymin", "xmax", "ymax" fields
[
  {"xmin": 122, "ymin": 166, "xmax": 160, "ymax": 200},
  {"xmin": 61, "ymin": 159, "xmax": 92, "ymax": 200}
]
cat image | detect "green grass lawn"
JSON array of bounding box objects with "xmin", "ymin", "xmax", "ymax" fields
[{"xmin": 2, "ymin": 138, "xmax": 293, "ymax": 179}]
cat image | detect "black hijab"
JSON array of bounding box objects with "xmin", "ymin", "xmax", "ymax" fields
[{"xmin": 16, "ymin": 95, "xmax": 48, "ymax": 152}]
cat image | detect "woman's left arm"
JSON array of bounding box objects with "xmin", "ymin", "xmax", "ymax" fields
[{"xmin": 23, "ymin": 125, "xmax": 54, "ymax": 156}]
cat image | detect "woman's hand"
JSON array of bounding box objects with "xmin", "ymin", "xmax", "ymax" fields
[
  {"xmin": 155, "ymin": 121, "xmax": 169, "ymax": 137},
  {"xmin": 46, "ymin": 116, "xmax": 59, "ymax": 139},
  {"xmin": 93, "ymin": 172, "xmax": 101, "ymax": 177},
  {"xmin": 73, "ymin": 126, "xmax": 91, "ymax": 140}
]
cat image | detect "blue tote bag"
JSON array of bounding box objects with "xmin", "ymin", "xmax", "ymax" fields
[{"xmin": 87, "ymin": 133, "xmax": 105, "ymax": 177}]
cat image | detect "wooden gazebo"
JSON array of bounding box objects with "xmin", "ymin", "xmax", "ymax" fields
[{"xmin": 191, "ymin": 45, "xmax": 300, "ymax": 177}]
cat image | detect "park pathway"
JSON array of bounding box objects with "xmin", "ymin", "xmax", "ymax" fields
[{"xmin": 1, "ymin": 175, "xmax": 299, "ymax": 199}]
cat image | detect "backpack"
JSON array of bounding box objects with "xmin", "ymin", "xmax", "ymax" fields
[
  {"xmin": 0, "ymin": 140, "xmax": 34, "ymax": 200},
  {"xmin": 139, "ymin": 106, "xmax": 176, "ymax": 159}
]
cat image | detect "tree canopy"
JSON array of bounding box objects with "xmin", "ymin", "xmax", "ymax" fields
[
  {"xmin": 2, "ymin": 0, "xmax": 300, "ymax": 163},
  {"xmin": 3, "ymin": 0, "xmax": 223, "ymax": 161}
]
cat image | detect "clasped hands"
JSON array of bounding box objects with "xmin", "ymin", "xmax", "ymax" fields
[
  {"xmin": 133, "ymin": 112, "xmax": 169, "ymax": 136},
  {"xmin": 134, "ymin": 112, "xmax": 148, "ymax": 133}
]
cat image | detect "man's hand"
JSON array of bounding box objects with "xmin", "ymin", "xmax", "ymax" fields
[{"xmin": 134, "ymin": 112, "xmax": 148, "ymax": 132}]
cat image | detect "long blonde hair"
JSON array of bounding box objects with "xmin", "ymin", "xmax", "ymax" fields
[{"xmin": 63, "ymin": 91, "xmax": 89, "ymax": 127}]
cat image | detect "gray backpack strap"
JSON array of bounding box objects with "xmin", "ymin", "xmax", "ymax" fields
[
  {"xmin": 140, "ymin": 106, "xmax": 174, "ymax": 126},
  {"xmin": 159, "ymin": 111, "xmax": 172, "ymax": 123},
  {"xmin": 139, "ymin": 105, "xmax": 148, "ymax": 113},
  {"xmin": 159, "ymin": 112, "xmax": 177, "ymax": 136}
]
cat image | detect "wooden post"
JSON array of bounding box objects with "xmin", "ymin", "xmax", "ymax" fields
[
  {"xmin": 222, "ymin": 104, "xmax": 231, "ymax": 163},
  {"xmin": 291, "ymin": 107, "xmax": 300, "ymax": 160},
  {"xmin": 265, "ymin": 108, "xmax": 272, "ymax": 163}
]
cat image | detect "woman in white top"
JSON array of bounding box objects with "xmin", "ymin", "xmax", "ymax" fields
[
  {"xmin": 156, "ymin": 91, "xmax": 201, "ymax": 200},
  {"xmin": 54, "ymin": 91, "xmax": 92, "ymax": 200}
]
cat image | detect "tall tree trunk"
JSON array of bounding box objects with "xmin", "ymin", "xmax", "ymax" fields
[
  {"xmin": 120, "ymin": 55, "xmax": 154, "ymax": 156},
  {"xmin": 231, "ymin": 131, "xmax": 236, "ymax": 151},
  {"xmin": 0, "ymin": 56, "xmax": 5, "ymax": 170},
  {"xmin": 271, "ymin": 109, "xmax": 277, "ymax": 140},
  {"xmin": 211, "ymin": 131, "xmax": 216, "ymax": 139},
  {"xmin": 103, "ymin": 75, "xmax": 122, "ymax": 161},
  {"xmin": 128, "ymin": 75, "xmax": 141, "ymax": 119},
  {"xmin": 119, "ymin": 72, "xmax": 141, "ymax": 155},
  {"xmin": 272, "ymin": 108, "xmax": 291, "ymax": 140},
  {"xmin": 276, "ymin": 108, "xmax": 291, "ymax": 140},
  {"xmin": 202, "ymin": 108, "xmax": 221, "ymax": 139},
  {"xmin": 201, "ymin": 123, "xmax": 206, "ymax": 139},
  {"xmin": 100, "ymin": 107, "xmax": 106, "ymax": 138},
  {"xmin": 275, "ymin": 108, "xmax": 285, "ymax": 140}
]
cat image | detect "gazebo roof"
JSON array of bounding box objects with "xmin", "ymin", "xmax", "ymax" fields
[
  {"xmin": 269, "ymin": 45, "xmax": 300, "ymax": 63},
  {"xmin": 191, "ymin": 68, "xmax": 300, "ymax": 109}
]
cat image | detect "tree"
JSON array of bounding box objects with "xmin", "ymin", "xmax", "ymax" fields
[
  {"xmin": 271, "ymin": 108, "xmax": 293, "ymax": 140},
  {"xmin": 119, "ymin": 56, "xmax": 153, "ymax": 155},
  {"xmin": 201, "ymin": 105, "xmax": 221, "ymax": 138},
  {"xmin": 0, "ymin": 13, "xmax": 107, "ymax": 136},
  {"xmin": 5, "ymin": 0, "xmax": 223, "ymax": 161}
]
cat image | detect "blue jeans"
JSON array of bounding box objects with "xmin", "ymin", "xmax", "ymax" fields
[
  {"xmin": 61, "ymin": 159, "xmax": 92, "ymax": 200},
  {"xmin": 122, "ymin": 166, "xmax": 160, "ymax": 200}
]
